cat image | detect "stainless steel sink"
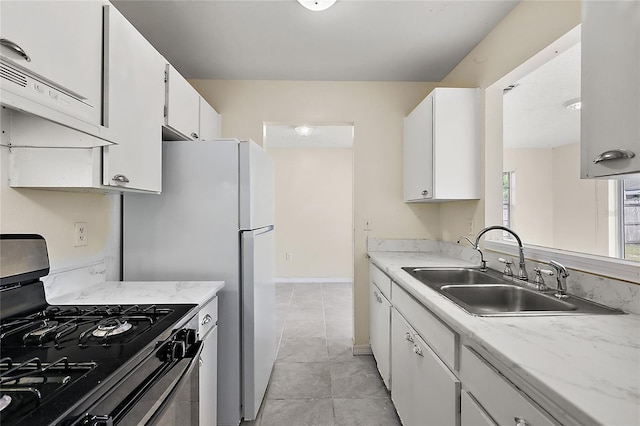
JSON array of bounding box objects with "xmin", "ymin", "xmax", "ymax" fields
[
  {"xmin": 401, "ymin": 267, "xmax": 625, "ymax": 316},
  {"xmin": 441, "ymin": 284, "xmax": 577, "ymax": 315},
  {"xmin": 406, "ymin": 268, "xmax": 502, "ymax": 285}
]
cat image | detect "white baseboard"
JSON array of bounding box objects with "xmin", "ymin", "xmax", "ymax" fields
[
  {"xmin": 352, "ymin": 344, "xmax": 372, "ymax": 356},
  {"xmin": 276, "ymin": 277, "xmax": 353, "ymax": 284}
]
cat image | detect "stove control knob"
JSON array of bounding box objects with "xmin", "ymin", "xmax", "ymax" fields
[
  {"xmin": 177, "ymin": 328, "xmax": 197, "ymax": 346},
  {"xmin": 164, "ymin": 340, "xmax": 186, "ymax": 362}
]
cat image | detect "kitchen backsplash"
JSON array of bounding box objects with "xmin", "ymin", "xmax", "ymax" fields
[
  {"xmin": 42, "ymin": 261, "xmax": 107, "ymax": 301},
  {"xmin": 368, "ymin": 238, "xmax": 640, "ymax": 315}
]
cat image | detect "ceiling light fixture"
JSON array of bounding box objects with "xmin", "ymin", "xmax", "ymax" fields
[
  {"xmin": 294, "ymin": 125, "xmax": 314, "ymax": 136},
  {"xmin": 297, "ymin": 0, "xmax": 338, "ymax": 12},
  {"xmin": 563, "ymin": 98, "xmax": 582, "ymax": 110}
]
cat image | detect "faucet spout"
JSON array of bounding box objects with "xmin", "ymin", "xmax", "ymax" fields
[
  {"xmin": 474, "ymin": 226, "xmax": 529, "ymax": 281},
  {"xmin": 457, "ymin": 236, "xmax": 486, "ymax": 271}
]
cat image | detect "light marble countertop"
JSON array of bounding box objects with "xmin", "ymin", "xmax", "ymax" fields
[
  {"xmin": 369, "ymin": 251, "xmax": 640, "ymax": 426},
  {"xmin": 46, "ymin": 281, "xmax": 224, "ymax": 307}
]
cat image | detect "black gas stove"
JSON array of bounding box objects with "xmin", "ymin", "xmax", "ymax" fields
[{"xmin": 0, "ymin": 235, "xmax": 200, "ymax": 425}]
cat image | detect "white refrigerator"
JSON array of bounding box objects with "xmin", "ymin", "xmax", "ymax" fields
[{"xmin": 123, "ymin": 139, "xmax": 276, "ymax": 426}]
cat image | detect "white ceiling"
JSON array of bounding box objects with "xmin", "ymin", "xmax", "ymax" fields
[
  {"xmin": 503, "ymin": 42, "xmax": 581, "ymax": 150},
  {"xmin": 265, "ymin": 124, "xmax": 354, "ymax": 148},
  {"xmin": 111, "ymin": 0, "xmax": 519, "ymax": 82}
]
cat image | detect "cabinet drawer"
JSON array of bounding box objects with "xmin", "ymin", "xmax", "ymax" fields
[
  {"xmin": 460, "ymin": 346, "xmax": 557, "ymax": 426},
  {"xmin": 198, "ymin": 297, "xmax": 218, "ymax": 339},
  {"xmin": 369, "ymin": 263, "xmax": 391, "ymax": 299},
  {"xmin": 392, "ymin": 282, "xmax": 458, "ymax": 370}
]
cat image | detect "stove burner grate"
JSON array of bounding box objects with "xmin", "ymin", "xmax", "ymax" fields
[
  {"xmin": 1, "ymin": 304, "xmax": 174, "ymax": 348},
  {"xmin": 0, "ymin": 356, "xmax": 96, "ymax": 423}
]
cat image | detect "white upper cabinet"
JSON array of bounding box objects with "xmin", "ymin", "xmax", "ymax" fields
[
  {"xmin": 581, "ymin": 0, "xmax": 640, "ymax": 178},
  {"xmin": 404, "ymin": 87, "xmax": 480, "ymax": 202},
  {"xmin": 199, "ymin": 97, "xmax": 222, "ymax": 140},
  {"xmin": 102, "ymin": 4, "xmax": 165, "ymax": 192},
  {"xmin": 164, "ymin": 65, "xmax": 200, "ymax": 140},
  {"xmin": 0, "ymin": 1, "xmax": 105, "ymax": 140}
]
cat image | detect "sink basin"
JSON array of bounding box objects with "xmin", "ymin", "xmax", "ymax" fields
[
  {"xmin": 401, "ymin": 267, "xmax": 625, "ymax": 316},
  {"xmin": 440, "ymin": 284, "xmax": 577, "ymax": 314},
  {"xmin": 406, "ymin": 268, "xmax": 502, "ymax": 285}
]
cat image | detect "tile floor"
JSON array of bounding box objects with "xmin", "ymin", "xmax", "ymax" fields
[{"xmin": 242, "ymin": 282, "xmax": 401, "ymax": 426}]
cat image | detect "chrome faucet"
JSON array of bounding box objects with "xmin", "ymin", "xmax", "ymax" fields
[
  {"xmin": 474, "ymin": 226, "xmax": 529, "ymax": 281},
  {"xmin": 548, "ymin": 260, "xmax": 570, "ymax": 299},
  {"xmin": 457, "ymin": 236, "xmax": 487, "ymax": 271}
]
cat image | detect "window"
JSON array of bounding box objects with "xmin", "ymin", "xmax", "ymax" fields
[
  {"xmin": 621, "ymin": 178, "xmax": 640, "ymax": 262},
  {"xmin": 502, "ymin": 171, "xmax": 515, "ymax": 239}
]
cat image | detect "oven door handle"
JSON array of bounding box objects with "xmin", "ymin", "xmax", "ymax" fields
[{"xmin": 145, "ymin": 340, "xmax": 203, "ymax": 425}]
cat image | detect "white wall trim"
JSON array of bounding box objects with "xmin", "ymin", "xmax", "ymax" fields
[
  {"xmin": 485, "ymin": 240, "xmax": 640, "ymax": 284},
  {"xmin": 352, "ymin": 344, "xmax": 372, "ymax": 356},
  {"xmin": 276, "ymin": 277, "xmax": 353, "ymax": 284}
]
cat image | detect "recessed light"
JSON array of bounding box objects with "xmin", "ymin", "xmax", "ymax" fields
[
  {"xmin": 297, "ymin": 0, "xmax": 338, "ymax": 12},
  {"xmin": 294, "ymin": 126, "xmax": 314, "ymax": 137},
  {"xmin": 563, "ymin": 98, "xmax": 582, "ymax": 110}
]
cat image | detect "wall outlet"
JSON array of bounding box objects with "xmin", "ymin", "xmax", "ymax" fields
[
  {"xmin": 364, "ymin": 218, "xmax": 372, "ymax": 231},
  {"xmin": 467, "ymin": 219, "xmax": 475, "ymax": 235},
  {"xmin": 74, "ymin": 222, "xmax": 88, "ymax": 247},
  {"xmin": 285, "ymin": 252, "xmax": 293, "ymax": 261}
]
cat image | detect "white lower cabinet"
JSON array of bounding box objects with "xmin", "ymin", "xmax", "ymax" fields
[
  {"xmin": 391, "ymin": 307, "xmax": 460, "ymax": 426},
  {"xmin": 369, "ymin": 279, "xmax": 391, "ymax": 389},
  {"xmin": 200, "ymin": 326, "xmax": 218, "ymax": 426},
  {"xmin": 198, "ymin": 297, "xmax": 218, "ymax": 425},
  {"xmin": 371, "ymin": 260, "xmax": 560, "ymax": 426}
]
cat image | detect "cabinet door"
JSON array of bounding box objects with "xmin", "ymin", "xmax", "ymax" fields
[
  {"xmin": 392, "ymin": 308, "xmax": 460, "ymax": 426},
  {"xmin": 391, "ymin": 307, "xmax": 416, "ymax": 425},
  {"xmin": 369, "ymin": 281, "xmax": 391, "ymax": 389},
  {"xmin": 0, "ymin": 1, "xmax": 103, "ymax": 125},
  {"xmin": 461, "ymin": 390, "xmax": 497, "ymax": 426},
  {"xmin": 165, "ymin": 65, "xmax": 200, "ymax": 140},
  {"xmin": 581, "ymin": 0, "xmax": 640, "ymax": 177},
  {"xmin": 199, "ymin": 97, "xmax": 221, "ymax": 140},
  {"xmin": 102, "ymin": 5, "xmax": 165, "ymax": 192},
  {"xmin": 403, "ymin": 94, "xmax": 433, "ymax": 201},
  {"xmin": 200, "ymin": 327, "xmax": 218, "ymax": 426}
]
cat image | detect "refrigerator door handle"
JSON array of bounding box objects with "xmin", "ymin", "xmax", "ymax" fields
[{"xmin": 250, "ymin": 225, "xmax": 274, "ymax": 236}]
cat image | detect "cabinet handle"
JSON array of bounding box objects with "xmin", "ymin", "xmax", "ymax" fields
[
  {"xmin": 201, "ymin": 314, "xmax": 212, "ymax": 326},
  {"xmin": 421, "ymin": 190, "xmax": 429, "ymax": 196},
  {"xmin": 413, "ymin": 345, "xmax": 423, "ymax": 357},
  {"xmin": 191, "ymin": 132, "xmax": 199, "ymax": 139},
  {"xmin": 404, "ymin": 332, "xmax": 414, "ymax": 343},
  {"xmin": 0, "ymin": 38, "xmax": 31, "ymax": 62},
  {"xmin": 593, "ymin": 149, "xmax": 636, "ymax": 164},
  {"xmin": 373, "ymin": 291, "xmax": 382, "ymax": 303},
  {"xmin": 112, "ymin": 174, "xmax": 130, "ymax": 184},
  {"xmin": 514, "ymin": 417, "xmax": 530, "ymax": 426},
  {"xmin": 199, "ymin": 356, "xmax": 203, "ymax": 367}
]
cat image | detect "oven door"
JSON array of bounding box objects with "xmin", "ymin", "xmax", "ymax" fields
[{"xmin": 77, "ymin": 340, "xmax": 203, "ymax": 426}]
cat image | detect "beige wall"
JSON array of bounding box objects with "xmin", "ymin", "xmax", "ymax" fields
[
  {"xmin": 439, "ymin": 0, "xmax": 581, "ymax": 242},
  {"xmin": 190, "ymin": 79, "xmax": 439, "ymax": 346},
  {"xmin": 552, "ymin": 142, "xmax": 610, "ymax": 256},
  {"xmin": 503, "ymin": 147, "xmax": 555, "ymax": 246},
  {"xmin": 504, "ymin": 143, "xmax": 611, "ymax": 256},
  {"xmin": 0, "ymin": 144, "xmax": 119, "ymax": 275},
  {"xmin": 269, "ymin": 147, "xmax": 353, "ymax": 279}
]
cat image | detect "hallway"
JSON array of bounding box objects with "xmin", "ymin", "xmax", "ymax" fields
[{"xmin": 243, "ymin": 282, "xmax": 401, "ymax": 426}]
